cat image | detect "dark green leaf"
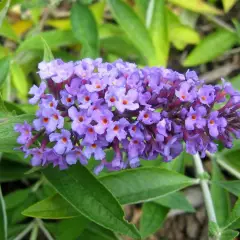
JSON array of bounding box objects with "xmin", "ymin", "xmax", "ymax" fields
[
  {"xmin": 140, "ymin": 202, "xmax": 168, "ymax": 238},
  {"xmin": 42, "ymin": 165, "xmax": 140, "ymax": 239},
  {"xmin": 42, "ymin": 37, "xmax": 54, "ymax": 62},
  {"xmin": 208, "ymin": 221, "xmax": 220, "ymax": 237},
  {"xmin": 0, "ymin": 56, "xmax": 10, "ymax": 89},
  {"xmin": 107, "ymin": 0, "xmax": 156, "ymax": 65},
  {"xmin": 100, "ymin": 167, "xmax": 196, "ymax": 204},
  {"xmin": 213, "ymin": 180, "xmax": 240, "ymax": 197},
  {"xmin": 135, "ymin": 0, "xmax": 148, "ymax": 21},
  {"xmin": 17, "ymin": 30, "xmax": 78, "ymax": 52},
  {"xmin": 148, "ymin": 0, "xmax": 169, "ymax": 66},
  {"xmin": 154, "ymin": 191, "xmax": 195, "ymax": 212},
  {"xmin": 71, "ymin": 2, "xmax": 99, "ymax": 58},
  {"xmin": 4, "ymin": 188, "xmax": 30, "ymax": 210},
  {"xmin": 224, "ymin": 198, "xmax": 240, "ymax": 229},
  {"xmin": 78, "ymin": 222, "xmax": 119, "ymax": 240},
  {"xmin": 211, "ymin": 160, "xmax": 230, "ymax": 227},
  {"xmin": 0, "ymin": 186, "xmax": 7, "ymax": 240},
  {"xmin": 183, "ymin": 30, "xmax": 237, "ymax": 66}
]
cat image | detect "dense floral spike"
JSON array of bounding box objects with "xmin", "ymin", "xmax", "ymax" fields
[{"xmin": 15, "ymin": 58, "xmax": 240, "ymax": 174}]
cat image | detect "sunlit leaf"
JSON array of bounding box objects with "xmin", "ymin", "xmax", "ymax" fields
[
  {"xmin": 90, "ymin": 0, "xmax": 106, "ymax": 25},
  {"xmin": 46, "ymin": 19, "xmax": 71, "ymax": 31},
  {"xmin": 0, "ymin": 20, "xmax": 19, "ymax": 42},
  {"xmin": 220, "ymin": 229, "xmax": 239, "ymax": 240},
  {"xmin": 0, "ymin": 56, "xmax": 10, "ymax": 88},
  {"xmin": 42, "ymin": 37, "xmax": 54, "ymax": 62},
  {"xmin": 224, "ymin": 198, "xmax": 240, "ymax": 229},
  {"xmin": 168, "ymin": 0, "xmax": 222, "ymax": 15},
  {"xmin": 222, "ymin": 0, "xmax": 237, "ymax": 13},
  {"xmin": 0, "ymin": 0, "xmax": 10, "ymax": 27},
  {"xmin": 107, "ymin": 0, "xmax": 156, "ymax": 65},
  {"xmin": 10, "ymin": 62, "xmax": 28, "ymax": 99},
  {"xmin": 148, "ymin": 0, "xmax": 169, "ymax": 66},
  {"xmin": 12, "ymin": 20, "xmax": 33, "ymax": 36},
  {"xmin": 71, "ymin": 2, "xmax": 99, "ymax": 58},
  {"xmin": 183, "ymin": 30, "xmax": 237, "ymax": 66}
]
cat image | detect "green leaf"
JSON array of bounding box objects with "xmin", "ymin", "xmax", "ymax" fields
[
  {"xmin": 42, "ymin": 165, "xmax": 141, "ymax": 239},
  {"xmin": 4, "ymin": 188, "xmax": 30, "ymax": 210},
  {"xmin": 231, "ymin": 74, "xmax": 240, "ymax": 91},
  {"xmin": 100, "ymin": 167, "xmax": 197, "ymax": 204},
  {"xmin": 220, "ymin": 229, "xmax": 239, "ymax": 240},
  {"xmin": 41, "ymin": 37, "xmax": 54, "ymax": 62},
  {"xmin": 90, "ymin": 0, "xmax": 106, "ymax": 25},
  {"xmin": 10, "ymin": 62, "xmax": 28, "ymax": 99},
  {"xmin": 107, "ymin": 0, "xmax": 156, "ymax": 65},
  {"xmin": 217, "ymin": 149, "xmax": 240, "ymax": 179},
  {"xmin": 22, "ymin": 194, "xmax": 80, "ymax": 219},
  {"xmin": 0, "ymin": 56, "xmax": 10, "ymax": 89},
  {"xmin": 183, "ymin": 30, "xmax": 237, "ymax": 66},
  {"xmin": 17, "ymin": 30, "xmax": 78, "ymax": 52},
  {"xmin": 168, "ymin": 0, "xmax": 222, "ymax": 15},
  {"xmin": 148, "ymin": 0, "xmax": 169, "ymax": 66},
  {"xmin": 0, "ymin": 186, "xmax": 7, "ymax": 240},
  {"xmin": 208, "ymin": 221, "xmax": 220, "ymax": 238},
  {"xmin": 154, "ymin": 191, "xmax": 195, "ymax": 212},
  {"xmin": 0, "ymin": 114, "xmax": 34, "ymax": 152},
  {"xmin": 0, "ymin": 20, "xmax": 19, "ymax": 42},
  {"xmin": 71, "ymin": 2, "xmax": 99, "ymax": 58},
  {"xmin": 222, "ymin": 0, "xmax": 237, "ymax": 12},
  {"xmin": 213, "ymin": 180, "xmax": 240, "ymax": 197},
  {"xmin": 0, "ymin": 0, "xmax": 10, "ymax": 27},
  {"xmin": 224, "ymin": 198, "xmax": 240, "ymax": 229},
  {"xmin": 140, "ymin": 202, "xmax": 168, "ymax": 238},
  {"xmin": 134, "ymin": 0, "xmax": 148, "ymax": 21},
  {"xmin": 78, "ymin": 222, "xmax": 119, "ymax": 240},
  {"xmin": 211, "ymin": 160, "xmax": 230, "ymax": 227}
]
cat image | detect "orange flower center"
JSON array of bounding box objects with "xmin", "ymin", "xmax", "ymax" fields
[
  {"xmin": 113, "ymin": 125, "xmax": 119, "ymax": 131},
  {"xmin": 191, "ymin": 115, "xmax": 197, "ymax": 120},
  {"xmin": 122, "ymin": 100, "xmax": 128, "ymax": 105},
  {"xmin": 53, "ymin": 114, "xmax": 59, "ymax": 120},
  {"xmin": 62, "ymin": 137, "xmax": 67, "ymax": 143},
  {"xmin": 181, "ymin": 95, "xmax": 186, "ymax": 100},
  {"xmin": 110, "ymin": 97, "xmax": 116, "ymax": 103},
  {"xmin": 102, "ymin": 118, "xmax": 108, "ymax": 124},
  {"xmin": 96, "ymin": 84, "xmax": 101, "ymax": 89},
  {"xmin": 143, "ymin": 113, "xmax": 149, "ymax": 119},
  {"xmin": 210, "ymin": 120, "xmax": 215, "ymax": 125},
  {"xmin": 66, "ymin": 97, "xmax": 72, "ymax": 103},
  {"xmin": 132, "ymin": 126, "xmax": 136, "ymax": 132},
  {"xmin": 91, "ymin": 144, "xmax": 97, "ymax": 148},
  {"xmin": 133, "ymin": 140, "xmax": 138, "ymax": 144},
  {"xmin": 78, "ymin": 116, "xmax": 84, "ymax": 122},
  {"xmin": 85, "ymin": 96, "xmax": 90, "ymax": 102},
  {"xmin": 49, "ymin": 102, "xmax": 54, "ymax": 107},
  {"xmin": 201, "ymin": 96, "xmax": 206, "ymax": 101},
  {"xmin": 88, "ymin": 128, "xmax": 94, "ymax": 133},
  {"xmin": 43, "ymin": 117, "xmax": 49, "ymax": 123}
]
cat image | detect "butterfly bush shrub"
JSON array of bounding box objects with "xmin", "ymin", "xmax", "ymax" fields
[{"xmin": 14, "ymin": 58, "xmax": 240, "ymax": 174}]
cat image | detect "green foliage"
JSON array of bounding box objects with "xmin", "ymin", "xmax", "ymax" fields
[
  {"xmin": 42, "ymin": 165, "xmax": 141, "ymax": 239},
  {"xmin": 140, "ymin": 202, "xmax": 168, "ymax": 238},
  {"xmin": 0, "ymin": 186, "xmax": 7, "ymax": 240}
]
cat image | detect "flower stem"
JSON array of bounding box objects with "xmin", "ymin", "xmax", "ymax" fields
[{"xmin": 193, "ymin": 153, "xmax": 217, "ymax": 223}]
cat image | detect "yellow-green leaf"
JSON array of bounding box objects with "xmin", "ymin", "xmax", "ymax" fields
[
  {"xmin": 183, "ymin": 29, "xmax": 237, "ymax": 66},
  {"xmin": 168, "ymin": 0, "xmax": 222, "ymax": 15},
  {"xmin": 222, "ymin": 0, "xmax": 237, "ymax": 13},
  {"xmin": 90, "ymin": 0, "xmax": 106, "ymax": 25},
  {"xmin": 10, "ymin": 62, "xmax": 28, "ymax": 99}
]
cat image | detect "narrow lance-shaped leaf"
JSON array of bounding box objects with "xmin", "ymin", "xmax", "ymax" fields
[
  {"xmin": 42, "ymin": 165, "xmax": 141, "ymax": 239},
  {"xmin": 224, "ymin": 198, "xmax": 240, "ymax": 229},
  {"xmin": 0, "ymin": 56, "xmax": 10, "ymax": 89},
  {"xmin": 41, "ymin": 37, "xmax": 54, "ymax": 62},
  {"xmin": 183, "ymin": 30, "xmax": 237, "ymax": 67},
  {"xmin": 222, "ymin": 0, "xmax": 237, "ymax": 13},
  {"xmin": 0, "ymin": 185, "xmax": 7, "ymax": 240},
  {"xmin": 147, "ymin": 0, "xmax": 169, "ymax": 66},
  {"xmin": 0, "ymin": 0, "xmax": 10, "ymax": 27},
  {"xmin": 213, "ymin": 180, "xmax": 240, "ymax": 197},
  {"xmin": 71, "ymin": 2, "xmax": 99, "ymax": 58},
  {"xmin": 211, "ymin": 160, "xmax": 230, "ymax": 227},
  {"xmin": 107, "ymin": 0, "xmax": 156, "ymax": 65},
  {"xmin": 140, "ymin": 202, "xmax": 168, "ymax": 238}
]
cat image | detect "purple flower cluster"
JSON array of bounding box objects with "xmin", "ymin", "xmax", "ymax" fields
[{"xmin": 15, "ymin": 58, "xmax": 240, "ymax": 174}]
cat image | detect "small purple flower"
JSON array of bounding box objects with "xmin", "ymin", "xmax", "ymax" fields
[
  {"xmin": 37, "ymin": 60, "xmax": 58, "ymax": 80},
  {"xmin": 27, "ymin": 148, "xmax": 45, "ymax": 166},
  {"xmin": 66, "ymin": 147, "xmax": 87, "ymax": 165},
  {"xmin": 60, "ymin": 90, "xmax": 75, "ymax": 107},
  {"xmin": 83, "ymin": 140, "xmax": 108, "ymax": 160},
  {"xmin": 14, "ymin": 122, "xmax": 32, "ymax": 144},
  {"xmin": 52, "ymin": 61, "xmax": 74, "ymax": 83},
  {"xmin": 49, "ymin": 129, "xmax": 73, "ymax": 154},
  {"xmin": 65, "ymin": 78, "xmax": 82, "ymax": 96},
  {"xmin": 198, "ymin": 85, "xmax": 215, "ymax": 105},
  {"xmin": 33, "ymin": 108, "xmax": 64, "ymax": 133},
  {"xmin": 106, "ymin": 118, "xmax": 129, "ymax": 142},
  {"xmin": 185, "ymin": 107, "xmax": 206, "ymax": 130},
  {"xmin": 28, "ymin": 82, "xmax": 46, "ymax": 104},
  {"xmin": 175, "ymin": 82, "xmax": 197, "ymax": 102},
  {"xmin": 74, "ymin": 58, "xmax": 96, "ymax": 79},
  {"xmin": 77, "ymin": 86, "xmax": 98, "ymax": 109},
  {"xmin": 156, "ymin": 119, "xmax": 170, "ymax": 142},
  {"xmin": 68, "ymin": 106, "xmax": 90, "ymax": 135},
  {"xmin": 40, "ymin": 94, "xmax": 58, "ymax": 109},
  {"xmin": 128, "ymin": 122, "xmax": 144, "ymax": 141},
  {"xmin": 85, "ymin": 76, "xmax": 107, "ymax": 92},
  {"xmin": 83, "ymin": 124, "xmax": 98, "ymax": 144},
  {"xmin": 115, "ymin": 88, "xmax": 139, "ymax": 113},
  {"xmin": 105, "ymin": 86, "xmax": 119, "ymax": 107},
  {"xmin": 92, "ymin": 109, "xmax": 113, "ymax": 134},
  {"xmin": 138, "ymin": 109, "xmax": 160, "ymax": 125},
  {"xmin": 208, "ymin": 111, "xmax": 227, "ymax": 137}
]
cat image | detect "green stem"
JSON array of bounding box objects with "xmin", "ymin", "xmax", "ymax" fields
[{"xmin": 193, "ymin": 153, "xmax": 217, "ymax": 223}]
